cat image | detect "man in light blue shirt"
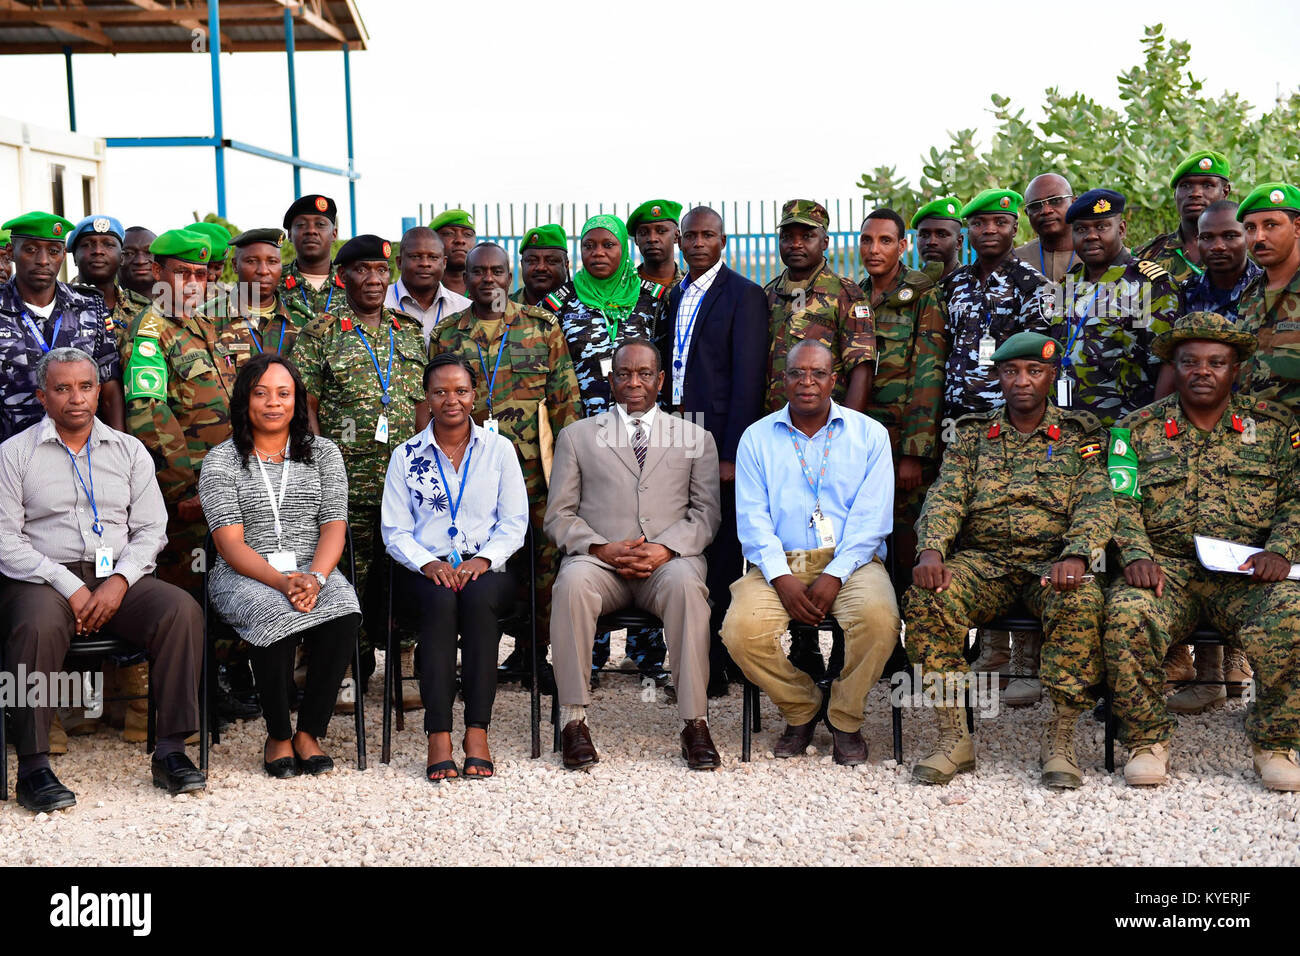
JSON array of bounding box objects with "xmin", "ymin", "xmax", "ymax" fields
[{"xmin": 722, "ymin": 340, "xmax": 901, "ymax": 765}]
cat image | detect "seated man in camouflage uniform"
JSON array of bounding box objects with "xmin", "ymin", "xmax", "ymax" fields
[
  {"xmin": 1105, "ymin": 312, "xmax": 1300, "ymax": 791},
  {"xmin": 906, "ymin": 332, "xmax": 1113, "ymax": 789}
]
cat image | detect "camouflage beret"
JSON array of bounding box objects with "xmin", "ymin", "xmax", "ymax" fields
[
  {"xmin": 961, "ymin": 189, "xmax": 1023, "ymax": 219},
  {"xmin": 429, "ymin": 209, "xmax": 475, "ymax": 232},
  {"xmin": 230, "ymin": 227, "xmax": 286, "ymax": 248},
  {"xmin": 1152, "ymin": 311, "xmax": 1256, "ymax": 362},
  {"xmin": 627, "ymin": 199, "xmax": 682, "ymax": 233},
  {"xmin": 1171, "ymin": 150, "xmax": 1230, "ymax": 189},
  {"xmin": 283, "ymin": 194, "xmax": 337, "ymax": 230},
  {"xmin": 149, "ymin": 228, "xmax": 212, "ymax": 265},
  {"xmin": 66, "ymin": 215, "xmax": 125, "ymax": 252},
  {"xmin": 778, "ymin": 199, "xmax": 829, "ymax": 230},
  {"xmin": 910, "ymin": 197, "xmax": 963, "ymax": 229},
  {"xmin": 186, "ymin": 221, "xmax": 233, "ymax": 260},
  {"xmin": 3, "ymin": 211, "xmax": 76, "ymax": 242},
  {"xmin": 335, "ymin": 233, "xmax": 393, "ymax": 268},
  {"xmin": 1066, "ymin": 189, "xmax": 1126, "ymax": 223},
  {"xmin": 992, "ymin": 331, "xmax": 1062, "ymax": 365},
  {"xmin": 520, "ymin": 224, "xmax": 567, "ymax": 251},
  {"xmin": 1236, "ymin": 182, "xmax": 1300, "ymax": 221}
]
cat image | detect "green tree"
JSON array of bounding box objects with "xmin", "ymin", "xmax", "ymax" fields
[{"xmin": 858, "ymin": 24, "xmax": 1300, "ymax": 245}]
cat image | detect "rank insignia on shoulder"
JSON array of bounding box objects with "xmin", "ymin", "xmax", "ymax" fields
[
  {"xmin": 1291, "ymin": 429, "xmax": 1300, "ymax": 450},
  {"xmin": 987, "ymin": 423, "xmax": 1001, "ymax": 439},
  {"xmin": 1080, "ymin": 441, "xmax": 1102, "ymax": 459},
  {"xmin": 1137, "ymin": 260, "xmax": 1169, "ymax": 282},
  {"xmin": 340, "ymin": 317, "xmax": 353, "ymax": 332},
  {"xmin": 898, "ymin": 288, "xmax": 914, "ymax": 302},
  {"xmin": 1165, "ymin": 418, "xmax": 1179, "ymax": 438}
]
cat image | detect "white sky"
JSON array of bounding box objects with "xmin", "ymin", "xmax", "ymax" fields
[{"xmin": 5, "ymin": 0, "xmax": 1299, "ymax": 237}]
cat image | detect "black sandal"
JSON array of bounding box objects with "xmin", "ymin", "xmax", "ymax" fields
[
  {"xmin": 462, "ymin": 756, "xmax": 494, "ymax": 779},
  {"xmin": 426, "ymin": 759, "xmax": 460, "ymax": 783}
]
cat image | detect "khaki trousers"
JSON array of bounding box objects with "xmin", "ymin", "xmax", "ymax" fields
[{"xmin": 721, "ymin": 548, "xmax": 900, "ymax": 733}]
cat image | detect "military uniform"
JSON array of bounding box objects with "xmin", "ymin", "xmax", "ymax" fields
[
  {"xmin": 906, "ymin": 403, "xmax": 1113, "ymax": 710},
  {"xmin": 1105, "ymin": 391, "xmax": 1300, "ymax": 754},
  {"xmin": 72, "ymin": 274, "xmax": 150, "ymax": 349},
  {"xmin": 1050, "ymin": 254, "xmax": 1179, "ymax": 426},
  {"xmin": 860, "ymin": 265, "xmax": 947, "ymax": 522},
  {"xmin": 200, "ymin": 285, "xmax": 312, "ymax": 359},
  {"xmin": 1237, "ymin": 268, "xmax": 1300, "ymax": 415},
  {"xmin": 941, "ymin": 257, "xmax": 1052, "ymax": 420},
  {"xmin": 762, "ymin": 260, "xmax": 874, "ymax": 411},
  {"xmin": 1131, "ymin": 230, "xmax": 1203, "ymax": 286},
  {"xmin": 0, "ymin": 277, "xmax": 121, "ymax": 442},
  {"xmin": 278, "ymin": 260, "xmax": 343, "ymax": 318},
  {"xmin": 1179, "ymin": 262, "xmax": 1261, "ymax": 321}
]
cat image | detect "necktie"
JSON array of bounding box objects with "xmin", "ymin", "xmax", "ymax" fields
[{"xmin": 632, "ymin": 418, "xmax": 647, "ymax": 471}]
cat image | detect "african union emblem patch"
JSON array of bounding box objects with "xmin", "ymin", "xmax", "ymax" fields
[
  {"xmin": 1199, "ymin": 157, "xmax": 1213, "ymax": 170},
  {"xmin": 1271, "ymin": 190, "xmax": 1286, "ymax": 205}
]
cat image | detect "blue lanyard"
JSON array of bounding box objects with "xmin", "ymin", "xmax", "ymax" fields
[
  {"xmin": 787, "ymin": 422, "xmax": 834, "ymax": 509},
  {"xmin": 1062, "ymin": 286, "xmax": 1101, "ymax": 369},
  {"xmin": 22, "ymin": 311, "xmax": 62, "ymax": 353},
  {"xmin": 64, "ymin": 442, "xmax": 103, "ymax": 536},
  {"xmin": 472, "ymin": 320, "xmax": 513, "ymax": 414},
  {"xmin": 433, "ymin": 299, "xmax": 444, "ymax": 328},
  {"xmin": 354, "ymin": 320, "xmax": 395, "ymax": 405},
  {"xmin": 244, "ymin": 317, "xmax": 288, "ymax": 355},
  {"xmin": 301, "ymin": 280, "xmax": 334, "ymax": 313},
  {"xmin": 674, "ymin": 276, "xmax": 707, "ymax": 369},
  {"xmin": 433, "ymin": 440, "xmax": 475, "ymax": 540}
]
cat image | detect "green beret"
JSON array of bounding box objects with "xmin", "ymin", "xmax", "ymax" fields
[
  {"xmin": 778, "ymin": 199, "xmax": 830, "ymax": 230},
  {"xmin": 149, "ymin": 228, "xmax": 213, "ymax": 265},
  {"xmin": 1153, "ymin": 311, "xmax": 1256, "ymax": 362},
  {"xmin": 1171, "ymin": 150, "xmax": 1230, "ymax": 188},
  {"xmin": 961, "ymin": 189, "xmax": 1023, "ymax": 219},
  {"xmin": 1236, "ymin": 182, "xmax": 1300, "ymax": 221},
  {"xmin": 2, "ymin": 211, "xmax": 76, "ymax": 242},
  {"xmin": 627, "ymin": 199, "xmax": 682, "ymax": 233},
  {"xmin": 335, "ymin": 234, "xmax": 393, "ymax": 268},
  {"xmin": 991, "ymin": 331, "xmax": 1062, "ymax": 365},
  {"xmin": 429, "ymin": 209, "xmax": 475, "ymax": 232},
  {"xmin": 520, "ymin": 224, "xmax": 567, "ymax": 252},
  {"xmin": 187, "ymin": 221, "xmax": 232, "ymax": 260},
  {"xmin": 230, "ymin": 227, "xmax": 286, "ymax": 249},
  {"xmin": 910, "ymin": 197, "xmax": 963, "ymax": 229},
  {"xmin": 0, "ymin": 228, "xmax": 10, "ymax": 246}
]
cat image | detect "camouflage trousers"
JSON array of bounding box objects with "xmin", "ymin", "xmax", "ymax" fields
[
  {"xmin": 1104, "ymin": 570, "xmax": 1300, "ymax": 751},
  {"xmin": 903, "ymin": 554, "xmax": 1105, "ymax": 710}
]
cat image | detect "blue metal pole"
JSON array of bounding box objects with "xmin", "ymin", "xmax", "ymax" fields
[
  {"xmin": 343, "ymin": 43, "xmax": 357, "ymax": 235},
  {"xmin": 63, "ymin": 46, "xmax": 76, "ymax": 131},
  {"xmin": 209, "ymin": 0, "xmax": 226, "ymax": 217},
  {"xmin": 284, "ymin": 7, "xmax": 301, "ymax": 198}
]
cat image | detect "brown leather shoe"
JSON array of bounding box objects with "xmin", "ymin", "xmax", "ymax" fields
[
  {"xmin": 828, "ymin": 722, "xmax": 867, "ymax": 766},
  {"xmin": 773, "ymin": 720, "xmax": 817, "ymax": 758},
  {"xmin": 680, "ymin": 718, "xmax": 721, "ymax": 771},
  {"xmin": 561, "ymin": 719, "xmax": 599, "ymax": 770}
]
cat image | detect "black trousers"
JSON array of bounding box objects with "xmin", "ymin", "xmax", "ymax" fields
[
  {"xmin": 395, "ymin": 564, "xmax": 513, "ymax": 734},
  {"xmin": 249, "ymin": 613, "xmax": 359, "ymax": 740},
  {"xmin": 705, "ymin": 477, "xmax": 742, "ymax": 676}
]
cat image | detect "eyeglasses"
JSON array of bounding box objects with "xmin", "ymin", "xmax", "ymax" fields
[
  {"xmin": 1024, "ymin": 195, "xmax": 1072, "ymax": 215},
  {"xmin": 784, "ymin": 367, "xmax": 833, "ymax": 383}
]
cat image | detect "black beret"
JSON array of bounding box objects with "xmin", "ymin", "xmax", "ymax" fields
[
  {"xmin": 282, "ymin": 194, "xmax": 337, "ymax": 230},
  {"xmin": 230, "ymin": 227, "xmax": 285, "ymax": 248},
  {"xmin": 334, "ymin": 234, "xmax": 393, "ymax": 268},
  {"xmin": 1066, "ymin": 189, "xmax": 1126, "ymax": 224}
]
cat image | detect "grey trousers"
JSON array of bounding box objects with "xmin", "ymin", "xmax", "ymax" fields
[{"xmin": 551, "ymin": 554, "xmax": 711, "ymax": 720}]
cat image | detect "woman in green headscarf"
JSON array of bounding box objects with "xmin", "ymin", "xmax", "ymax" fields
[{"xmin": 543, "ymin": 214, "xmax": 668, "ymax": 417}]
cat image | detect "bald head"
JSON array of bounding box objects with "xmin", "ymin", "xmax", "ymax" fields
[
  {"xmin": 681, "ymin": 206, "xmax": 726, "ymax": 278},
  {"xmin": 398, "ymin": 226, "xmax": 447, "ymax": 297},
  {"xmin": 1024, "ymin": 173, "xmax": 1074, "ymax": 243},
  {"xmin": 465, "ymin": 242, "xmax": 512, "ymax": 312}
]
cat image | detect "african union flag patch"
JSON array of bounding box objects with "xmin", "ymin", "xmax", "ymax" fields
[{"xmin": 1080, "ymin": 441, "xmax": 1102, "ymax": 459}]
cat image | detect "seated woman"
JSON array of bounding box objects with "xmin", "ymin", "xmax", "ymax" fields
[
  {"xmin": 198, "ymin": 353, "xmax": 361, "ymax": 778},
  {"xmin": 381, "ymin": 353, "xmax": 528, "ymax": 781}
]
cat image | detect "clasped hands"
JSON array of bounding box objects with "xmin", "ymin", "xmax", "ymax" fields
[
  {"xmin": 591, "ymin": 535, "xmax": 673, "ymax": 579},
  {"xmin": 420, "ymin": 556, "xmax": 491, "ymax": 590},
  {"xmin": 772, "ymin": 572, "xmax": 841, "ymax": 626},
  {"xmin": 279, "ymin": 571, "xmax": 321, "ymax": 612}
]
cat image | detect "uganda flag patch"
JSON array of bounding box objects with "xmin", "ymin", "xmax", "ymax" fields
[
  {"xmin": 1291, "ymin": 429, "xmax": 1300, "ymax": 450},
  {"xmin": 1080, "ymin": 441, "xmax": 1102, "ymax": 459}
]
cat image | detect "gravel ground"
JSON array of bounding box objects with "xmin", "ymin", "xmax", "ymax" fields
[{"xmin": 4, "ymin": 639, "xmax": 1299, "ymax": 866}]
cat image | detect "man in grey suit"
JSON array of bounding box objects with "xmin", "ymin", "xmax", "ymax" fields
[{"xmin": 544, "ymin": 338, "xmax": 722, "ymax": 770}]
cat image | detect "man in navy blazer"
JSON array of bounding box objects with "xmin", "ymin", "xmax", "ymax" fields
[{"xmin": 656, "ymin": 206, "xmax": 769, "ymax": 695}]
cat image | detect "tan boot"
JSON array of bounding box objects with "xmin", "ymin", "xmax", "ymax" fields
[
  {"xmin": 1004, "ymin": 630, "xmax": 1043, "ymax": 707},
  {"xmin": 48, "ymin": 714, "xmax": 68, "ymax": 755},
  {"xmin": 400, "ymin": 647, "xmax": 422, "ymax": 711},
  {"xmin": 1041, "ymin": 702, "xmax": 1083, "ymax": 788},
  {"xmin": 1164, "ymin": 644, "xmax": 1195, "ymax": 684},
  {"xmin": 970, "ymin": 629, "xmax": 1010, "ymax": 674},
  {"xmin": 1252, "ymin": 746, "xmax": 1300, "ymax": 792},
  {"xmin": 1167, "ymin": 644, "xmax": 1226, "ymax": 713},
  {"xmin": 913, "ymin": 706, "xmax": 975, "ymax": 785},
  {"xmin": 1225, "ymin": 647, "xmax": 1253, "ymax": 698},
  {"xmin": 1124, "ymin": 741, "xmax": 1171, "ymax": 786},
  {"xmin": 118, "ymin": 661, "xmax": 150, "ymax": 743}
]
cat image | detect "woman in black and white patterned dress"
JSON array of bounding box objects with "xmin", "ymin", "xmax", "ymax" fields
[{"xmin": 199, "ymin": 353, "xmax": 360, "ymax": 779}]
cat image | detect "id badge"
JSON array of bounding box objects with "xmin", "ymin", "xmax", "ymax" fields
[
  {"xmin": 374, "ymin": 413, "xmax": 389, "ymax": 444},
  {"xmin": 1056, "ymin": 375, "xmax": 1073, "ymax": 407},
  {"xmin": 812, "ymin": 510, "xmax": 836, "ymax": 549},
  {"xmin": 977, "ymin": 334, "xmax": 997, "ymax": 367},
  {"xmin": 94, "ymin": 546, "xmax": 114, "ymax": 578},
  {"xmin": 600, "ymin": 356, "xmax": 613, "ymax": 378},
  {"xmin": 447, "ymin": 548, "xmax": 463, "ymax": 568},
  {"xmin": 672, "ymin": 379, "xmax": 683, "ymax": 406},
  {"xmin": 484, "ymin": 417, "xmax": 499, "ymax": 435},
  {"xmin": 267, "ymin": 551, "xmax": 297, "ymax": 573}
]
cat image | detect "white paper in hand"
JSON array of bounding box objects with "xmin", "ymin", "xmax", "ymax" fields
[{"xmin": 1194, "ymin": 534, "xmax": 1300, "ymax": 580}]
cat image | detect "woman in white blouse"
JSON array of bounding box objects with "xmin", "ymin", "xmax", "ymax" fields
[{"xmin": 381, "ymin": 354, "xmax": 527, "ymax": 782}]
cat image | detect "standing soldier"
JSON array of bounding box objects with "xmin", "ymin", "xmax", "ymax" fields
[
  {"xmin": 628, "ymin": 199, "xmax": 684, "ymax": 288},
  {"xmin": 1015, "ymin": 174, "xmax": 1077, "ymax": 283},
  {"xmin": 1179, "ymin": 200, "xmax": 1261, "ymax": 321},
  {"xmin": 431, "ymin": 243, "xmax": 582, "ymax": 682},
  {"xmin": 429, "ymin": 209, "xmax": 476, "ymax": 296},
  {"xmin": 67, "ymin": 214, "xmax": 150, "ymax": 346},
  {"xmin": 911, "ymin": 197, "xmax": 964, "ymax": 288},
  {"xmin": 0, "ymin": 227, "xmax": 12, "ymax": 278},
  {"xmin": 1236, "ymin": 182, "xmax": 1300, "ymax": 411},
  {"xmin": 188, "ymin": 221, "xmax": 234, "ymax": 293},
  {"xmin": 1134, "ymin": 150, "xmax": 1232, "ymax": 285},
  {"xmin": 763, "ymin": 199, "xmax": 875, "ymax": 412},
  {"xmin": 858, "ymin": 208, "xmax": 948, "ymax": 587},
  {"xmin": 296, "ymin": 235, "xmax": 429, "ymax": 689},
  {"xmin": 280, "ymin": 195, "xmax": 341, "ymax": 316},
  {"xmin": 511, "ymin": 224, "xmax": 570, "ymax": 307},
  {"xmin": 209, "ymin": 227, "xmax": 312, "ymax": 359},
  {"xmin": 118, "ymin": 227, "xmax": 157, "ymax": 298}
]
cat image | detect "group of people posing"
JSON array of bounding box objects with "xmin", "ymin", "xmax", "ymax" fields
[{"xmin": 2, "ymin": 145, "xmax": 1300, "ymax": 815}]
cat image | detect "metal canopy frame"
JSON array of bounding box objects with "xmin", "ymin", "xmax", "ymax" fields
[{"xmin": 1, "ymin": 1, "xmax": 366, "ymax": 232}]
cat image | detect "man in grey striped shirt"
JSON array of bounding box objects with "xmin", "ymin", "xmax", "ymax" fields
[{"xmin": 0, "ymin": 347, "xmax": 206, "ymax": 812}]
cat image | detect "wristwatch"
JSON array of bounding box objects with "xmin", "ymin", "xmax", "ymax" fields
[{"xmin": 311, "ymin": 571, "xmax": 328, "ymax": 588}]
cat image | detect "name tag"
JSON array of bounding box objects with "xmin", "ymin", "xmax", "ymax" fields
[
  {"xmin": 374, "ymin": 414, "xmax": 389, "ymax": 444},
  {"xmin": 447, "ymin": 548, "xmax": 463, "ymax": 568},
  {"xmin": 812, "ymin": 510, "xmax": 836, "ymax": 549},
  {"xmin": 267, "ymin": 551, "xmax": 297, "ymax": 573},
  {"xmin": 95, "ymin": 547, "xmax": 114, "ymax": 578},
  {"xmin": 1057, "ymin": 376, "xmax": 1073, "ymax": 407},
  {"xmin": 600, "ymin": 356, "xmax": 613, "ymax": 378},
  {"xmin": 1277, "ymin": 321, "xmax": 1300, "ymax": 332},
  {"xmin": 484, "ymin": 417, "xmax": 499, "ymax": 435},
  {"xmin": 978, "ymin": 335, "xmax": 996, "ymax": 367},
  {"xmin": 228, "ymin": 342, "xmax": 252, "ymax": 352}
]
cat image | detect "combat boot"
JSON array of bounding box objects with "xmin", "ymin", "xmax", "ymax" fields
[
  {"xmin": 1040, "ymin": 702, "xmax": 1083, "ymax": 788},
  {"xmin": 1004, "ymin": 630, "xmax": 1043, "ymax": 707},
  {"xmin": 1252, "ymin": 746, "xmax": 1300, "ymax": 792},
  {"xmin": 913, "ymin": 706, "xmax": 975, "ymax": 785},
  {"xmin": 48, "ymin": 714, "xmax": 68, "ymax": 755},
  {"xmin": 1124, "ymin": 741, "xmax": 1170, "ymax": 786},
  {"xmin": 119, "ymin": 661, "xmax": 150, "ymax": 743},
  {"xmin": 1224, "ymin": 647, "xmax": 1253, "ymax": 698},
  {"xmin": 1163, "ymin": 643, "xmax": 1194, "ymax": 684},
  {"xmin": 970, "ymin": 629, "xmax": 1010, "ymax": 674},
  {"xmin": 1167, "ymin": 644, "xmax": 1226, "ymax": 713}
]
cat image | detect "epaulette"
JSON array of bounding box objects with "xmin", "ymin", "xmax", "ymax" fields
[
  {"xmin": 1010, "ymin": 261, "xmax": 1048, "ymax": 299},
  {"xmin": 1135, "ymin": 259, "xmax": 1171, "ymax": 284},
  {"xmin": 640, "ymin": 278, "xmax": 666, "ymax": 300},
  {"xmin": 301, "ymin": 313, "xmax": 337, "ymax": 339},
  {"xmin": 1247, "ymin": 397, "xmax": 1294, "ymax": 427},
  {"xmin": 954, "ymin": 409, "xmax": 1000, "ymax": 429},
  {"xmin": 901, "ymin": 268, "xmax": 937, "ymax": 295},
  {"xmin": 1060, "ymin": 407, "xmax": 1104, "ymax": 435},
  {"xmin": 132, "ymin": 310, "xmax": 166, "ymax": 340},
  {"xmin": 69, "ymin": 282, "xmax": 102, "ymax": 299},
  {"xmin": 1118, "ymin": 395, "xmax": 1178, "ymax": 431},
  {"xmin": 518, "ymin": 302, "xmax": 558, "ymax": 327}
]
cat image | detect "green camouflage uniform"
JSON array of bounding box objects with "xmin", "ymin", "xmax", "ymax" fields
[
  {"xmin": 430, "ymin": 301, "xmax": 583, "ymax": 643},
  {"xmin": 1050, "ymin": 254, "xmax": 1180, "ymax": 427},
  {"xmin": 905, "ymin": 404, "xmax": 1113, "ymax": 710},
  {"xmin": 278, "ymin": 260, "xmax": 343, "ymax": 318},
  {"xmin": 763, "ymin": 259, "xmax": 874, "ymax": 411},
  {"xmin": 200, "ymin": 286, "xmax": 313, "ymax": 359},
  {"xmin": 1132, "ymin": 229, "xmax": 1204, "ymax": 286},
  {"xmin": 860, "ymin": 265, "xmax": 948, "ymax": 523},
  {"xmin": 72, "ymin": 274, "xmax": 150, "ymax": 351},
  {"xmin": 1105, "ymin": 393, "xmax": 1300, "ymax": 751},
  {"xmin": 295, "ymin": 303, "xmax": 427, "ymax": 644},
  {"xmin": 1237, "ymin": 267, "xmax": 1300, "ymax": 416}
]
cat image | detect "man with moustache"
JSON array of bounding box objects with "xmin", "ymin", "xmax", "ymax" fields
[
  {"xmin": 1134, "ymin": 150, "xmax": 1233, "ymax": 285},
  {"xmin": 430, "ymin": 209, "xmax": 476, "ymax": 296},
  {"xmin": 1179, "ymin": 201, "xmax": 1261, "ymax": 322},
  {"xmin": 67, "ymin": 215, "xmax": 149, "ymax": 344},
  {"xmin": 1015, "ymin": 174, "xmax": 1077, "ymax": 283},
  {"xmin": 118, "ymin": 227, "xmax": 157, "ymax": 298},
  {"xmin": 280, "ymin": 195, "xmax": 341, "ymax": 316},
  {"xmin": 1236, "ymin": 182, "xmax": 1300, "ymax": 414},
  {"xmin": 911, "ymin": 197, "xmax": 964, "ymax": 290},
  {"xmin": 511, "ymin": 225, "xmax": 570, "ymax": 307},
  {"xmin": 187, "ymin": 221, "xmax": 234, "ymax": 292},
  {"xmin": 629, "ymin": 199, "xmax": 684, "ymax": 288},
  {"xmin": 385, "ymin": 226, "xmax": 469, "ymax": 348}
]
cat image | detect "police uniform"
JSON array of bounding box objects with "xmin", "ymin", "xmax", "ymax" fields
[
  {"xmin": 1105, "ymin": 314, "xmax": 1300, "ymax": 789},
  {"xmin": 1235, "ymin": 183, "xmax": 1300, "ymax": 416},
  {"xmin": 1132, "ymin": 150, "xmax": 1232, "ymax": 285}
]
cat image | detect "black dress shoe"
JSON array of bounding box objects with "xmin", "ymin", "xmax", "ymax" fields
[
  {"xmin": 264, "ymin": 756, "xmax": 299, "ymax": 779},
  {"xmin": 16, "ymin": 768, "xmax": 76, "ymax": 812},
  {"xmin": 213, "ymin": 685, "xmax": 262, "ymax": 722},
  {"xmin": 827, "ymin": 721, "xmax": 868, "ymax": 766},
  {"xmin": 295, "ymin": 753, "xmax": 335, "ymax": 775},
  {"xmin": 152, "ymin": 753, "xmax": 207, "ymax": 794},
  {"xmin": 773, "ymin": 720, "xmax": 817, "ymax": 758}
]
